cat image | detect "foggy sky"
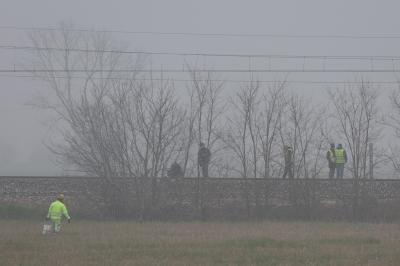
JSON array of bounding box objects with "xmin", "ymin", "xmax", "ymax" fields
[{"xmin": 1, "ymin": 0, "xmax": 400, "ymax": 175}]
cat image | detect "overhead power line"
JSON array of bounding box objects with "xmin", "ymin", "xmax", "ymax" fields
[
  {"xmin": 1, "ymin": 26, "xmax": 400, "ymax": 40},
  {"xmin": 0, "ymin": 73, "xmax": 397, "ymax": 85},
  {"xmin": 1, "ymin": 45, "xmax": 400, "ymax": 61},
  {"xmin": 0, "ymin": 68, "xmax": 399, "ymax": 73}
]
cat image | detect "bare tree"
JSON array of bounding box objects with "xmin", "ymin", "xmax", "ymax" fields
[
  {"xmin": 256, "ymin": 81, "xmax": 287, "ymax": 179},
  {"xmin": 179, "ymin": 90, "xmax": 197, "ymax": 177},
  {"xmin": 28, "ymin": 23, "xmax": 186, "ymax": 218},
  {"xmin": 186, "ymin": 68, "xmax": 225, "ymax": 177},
  {"xmin": 327, "ymin": 81, "xmax": 380, "ymax": 220},
  {"xmin": 28, "ymin": 23, "xmax": 140, "ymax": 216},
  {"xmin": 327, "ymin": 81, "xmax": 380, "ymax": 179},
  {"xmin": 277, "ymin": 94, "xmax": 326, "ymax": 218},
  {"xmin": 386, "ymin": 84, "xmax": 400, "ymax": 175},
  {"xmin": 221, "ymin": 81, "xmax": 261, "ymax": 216},
  {"xmin": 224, "ymin": 81, "xmax": 260, "ymax": 178},
  {"xmin": 131, "ymin": 78, "xmax": 185, "ymax": 208},
  {"xmin": 279, "ymin": 95, "xmax": 325, "ymax": 179},
  {"xmin": 184, "ymin": 67, "xmax": 225, "ymax": 219}
]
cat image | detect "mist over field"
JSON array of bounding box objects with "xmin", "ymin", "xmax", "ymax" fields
[
  {"xmin": 1, "ymin": 0, "xmax": 400, "ymax": 177},
  {"xmin": 3, "ymin": 1, "xmax": 400, "ymax": 265}
]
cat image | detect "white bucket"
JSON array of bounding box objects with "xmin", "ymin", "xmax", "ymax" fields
[{"xmin": 42, "ymin": 223, "xmax": 52, "ymax": 235}]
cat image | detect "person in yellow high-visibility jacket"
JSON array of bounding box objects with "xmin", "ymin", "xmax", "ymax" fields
[
  {"xmin": 46, "ymin": 194, "xmax": 71, "ymax": 233},
  {"xmin": 335, "ymin": 144, "xmax": 348, "ymax": 179}
]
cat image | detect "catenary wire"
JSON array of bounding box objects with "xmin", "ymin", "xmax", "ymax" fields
[
  {"xmin": 0, "ymin": 68, "xmax": 399, "ymax": 73},
  {"xmin": 1, "ymin": 25, "xmax": 400, "ymax": 40},
  {"xmin": 1, "ymin": 45, "xmax": 400, "ymax": 61},
  {"xmin": 0, "ymin": 73, "xmax": 398, "ymax": 85}
]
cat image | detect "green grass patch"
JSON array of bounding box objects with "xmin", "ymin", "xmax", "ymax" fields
[
  {"xmin": 0, "ymin": 220, "xmax": 399, "ymax": 266},
  {"xmin": 318, "ymin": 236, "xmax": 381, "ymax": 245},
  {"xmin": 223, "ymin": 237, "xmax": 304, "ymax": 249},
  {"xmin": 0, "ymin": 204, "xmax": 44, "ymax": 219}
]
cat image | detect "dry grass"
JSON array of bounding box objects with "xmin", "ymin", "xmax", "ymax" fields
[{"xmin": 1, "ymin": 220, "xmax": 400, "ymax": 265}]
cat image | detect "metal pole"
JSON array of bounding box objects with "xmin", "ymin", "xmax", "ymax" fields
[{"xmin": 369, "ymin": 143, "xmax": 373, "ymax": 179}]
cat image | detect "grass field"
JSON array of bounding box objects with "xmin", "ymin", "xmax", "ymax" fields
[{"xmin": 1, "ymin": 220, "xmax": 400, "ymax": 265}]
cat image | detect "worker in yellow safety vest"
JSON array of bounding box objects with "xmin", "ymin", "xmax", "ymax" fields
[
  {"xmin": 335, "ymin": 144, "xmax": 348, "ymax": 178},
  {"xmin": 46, "ymin": 194, "xmax": 71, "ymax": 233}
]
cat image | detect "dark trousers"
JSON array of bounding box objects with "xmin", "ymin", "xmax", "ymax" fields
[
  {"xmin": 201, "ymin": 164, "xmax": 209, "ymax": 178},
  {"xmin": 329, "ymin": 167, "xmax": 335, "ymax": 179},
  {"xmin": 283, "ymin": 165, "xmax": 293, "ymax": 178}
]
